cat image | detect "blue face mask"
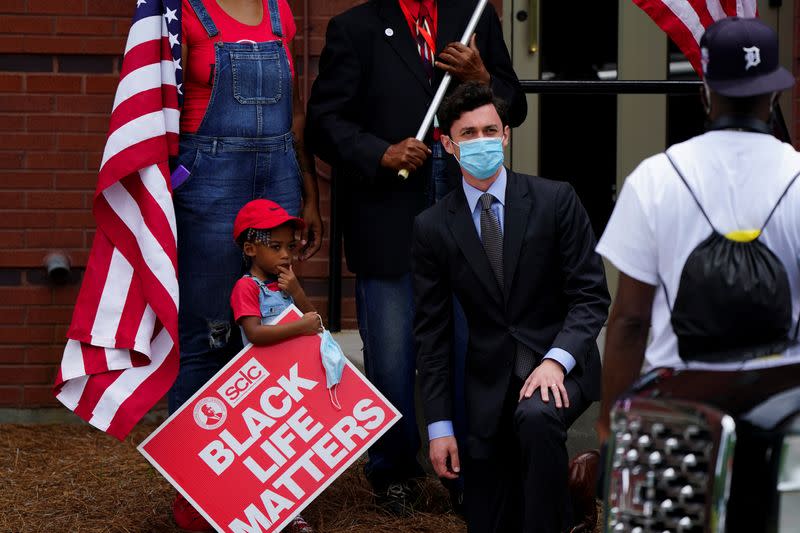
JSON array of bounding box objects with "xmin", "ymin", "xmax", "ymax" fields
[
  {"xmin": 454, "ymin": 136, "xmax": 505, "ymax": 180},
  {"xmin": 320, "ymin": 329, "xmax": 346, "ymax": 410}
]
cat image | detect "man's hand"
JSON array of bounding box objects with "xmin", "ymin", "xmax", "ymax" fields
[
  {"xmin": 380, "ymin": 138, "xmax": 431, "ymax": 172},
  {"xmin": 519, "ymin": 359, "xmax": 570, "ymax": 408},
  {"xmin": 436, "ymin": 35, "xmax": 491, "ymax": 84},
  {"xmin": 299, "ymin": 202, "xmax": 323, "ymax": 261},
  {"xmin": 429, "ymin": 435, "xmax": 460, "ymax": 480}
]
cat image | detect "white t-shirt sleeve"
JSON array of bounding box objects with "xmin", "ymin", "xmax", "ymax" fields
[{"xmin": 596, "ymin": 173, "xmax": 659, "ymax": 286}]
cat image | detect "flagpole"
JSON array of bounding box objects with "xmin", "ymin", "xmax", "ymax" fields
[{"xmin": 398, "ymin": 0, "xmax": 489, "ymax": 179}]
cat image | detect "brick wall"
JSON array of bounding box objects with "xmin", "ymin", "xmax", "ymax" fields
[{"xmin": 0, "ymin": 0, "xmax": 359, "ymax": 409}]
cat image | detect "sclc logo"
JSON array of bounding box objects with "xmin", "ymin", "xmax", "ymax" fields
[{"xmin": 217, "ymin": 358, "xmax": 269, "ymax": 407}]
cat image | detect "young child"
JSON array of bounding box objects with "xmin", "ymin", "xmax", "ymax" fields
[
  {"xmin": 230, "ymin": 199, "xmax": 319, "ymax": 533},
  {"xmin": 231, "ymin": 199, "xmax": 322, "ymax": 347}
]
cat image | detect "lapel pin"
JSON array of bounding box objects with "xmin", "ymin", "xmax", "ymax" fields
[{"xmin": 385, "ymin": 28, "xmax": 394, "ymax": 37}]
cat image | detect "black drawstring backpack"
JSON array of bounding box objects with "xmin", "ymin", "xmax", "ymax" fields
[{"xmin": 662, "ymin": 153, "xmax": 800, "ymax": 363}]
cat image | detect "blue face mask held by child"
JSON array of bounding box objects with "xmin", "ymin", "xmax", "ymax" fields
[{"xmin": 320, "ymin": 328, "xmax": 346, "ymax": 410}]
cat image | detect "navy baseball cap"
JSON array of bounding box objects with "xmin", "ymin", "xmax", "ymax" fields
[{"xmin": 700, "ymin": 17, "xmax": 794, "ymax": 97}]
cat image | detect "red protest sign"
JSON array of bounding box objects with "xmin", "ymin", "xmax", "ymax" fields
[{"xmin": 138, "ymin": 306, "xmax": 401, "ymax": 532}]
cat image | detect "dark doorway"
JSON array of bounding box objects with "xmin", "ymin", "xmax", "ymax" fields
[{"xmin": 538, "ymin": 2, "xmax": 619, "ymax": 238}]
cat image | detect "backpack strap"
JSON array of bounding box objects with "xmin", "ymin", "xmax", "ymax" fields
[
  {"xmin": 658, "ymin": 274, "xmax": 673, "ymax": 314},
  {"xmin": 760, "ymin": 168, "xmax": 800, "ymax": 232},
  {"xmin": 665, "ymin": 152, "xmax": 717, "ymax": 232}
]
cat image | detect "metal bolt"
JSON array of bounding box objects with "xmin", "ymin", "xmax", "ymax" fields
[{"xmin": 649, "ymin": 451, "xmax": 663, "ymax": 466}]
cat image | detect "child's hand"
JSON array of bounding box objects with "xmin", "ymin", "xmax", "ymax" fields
[
  {"xmin": 277, "ymin": 265, "xmax": 301, "ymax": 297},
  {"xmin": 298, "ymin": 312, "xmax": 323, "ymax": 336}
]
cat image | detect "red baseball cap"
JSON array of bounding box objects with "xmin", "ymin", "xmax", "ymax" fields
[{"xmin": 233, "ymin": 199, "xmax": 305, "ymax": 241}]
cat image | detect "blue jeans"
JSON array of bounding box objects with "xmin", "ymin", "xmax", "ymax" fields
[
  {"xmin": 356, "ymin": 274, "xmax": 424, "ymax": 489},
  {"xmin": 167, "ymin": 0, "xmax": 299, "ymax": 414}
]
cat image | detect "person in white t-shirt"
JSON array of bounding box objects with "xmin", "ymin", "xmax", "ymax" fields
[{"xmin": 595, "ymin": 16, "xmax": 799, "ymax": 442}]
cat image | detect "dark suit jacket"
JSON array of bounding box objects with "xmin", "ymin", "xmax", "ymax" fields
[
  {"xmin": 413, "ymin": 170, "xmax": 610, "ymax": 456},
  {"xmin": 306, "ymin": 0, "xmax": 526, "ymax": 277}
]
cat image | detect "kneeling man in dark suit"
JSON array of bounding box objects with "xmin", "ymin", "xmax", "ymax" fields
[{"xmin": 412, "ymin": 82, "xmax": 610, "ymax": 532}]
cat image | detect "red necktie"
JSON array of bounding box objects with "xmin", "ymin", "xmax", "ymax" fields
[{"xmin": 415, "ymin": 1, "xmax": 434, "ymax": 79}]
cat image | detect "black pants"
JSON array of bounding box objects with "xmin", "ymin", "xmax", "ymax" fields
[{"xmin": 464, "ymin": 375, "xmax": 590, "ymax": 533}]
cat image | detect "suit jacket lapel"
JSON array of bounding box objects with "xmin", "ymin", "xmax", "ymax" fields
[
  {"xmin": 448, "ymin": 188, "xmax": 504, "ymax": 305},
  {"xmin": 377, "ymin": 0, "xmax": 433, "ymax": 95},
  {"xmin": 502, "ymin": 170, "xmax": 532, "ymax": 303}
]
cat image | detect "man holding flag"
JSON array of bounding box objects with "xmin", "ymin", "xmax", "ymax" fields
[{"xmin": 306, "ymin": 0, "xmax": 526, "ymax": 515}]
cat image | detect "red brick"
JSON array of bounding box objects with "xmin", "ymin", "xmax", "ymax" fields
[
  {"xmin": 0, "ymin": 211, "xmax": 55, "ymax": 229},
  {"xmin": 0, "ymin": 15, "xmax": 54, "ymax": 34},
  {"xmin": 26, "ymin": 345, "xmax": 65, "ymax": 363},
  {"xmin": 0, "ymin": 307, "xmax": 24, "ymax": 325},
  {"xmin": 0, "ymin": 250, "xmax": 57, "ymax": 267},
  {"xmin": 27, "ymin": 229, "xmax": 83, "ymax": 247},
  {"xmin": 0, "ymin": 346, "xmax": 25, "ymax": 364},
  {"xmin": 0, "ymin": 171, "xmax": 53, "ymax": 189},
  {"xmin": 0, "ymin": 191, "xmax": 23, "ymax": 209},
  {"xmin": 1, "ymin": 133, "xmax": 56, "ymax": 151},
  {"xmin": 0, "ymin": 287, "xmax": 51, "ymax": 306},
  {"xmin": 54, "ymin": 324, "xmax": 69, "ymax": 340},
  {"xmin": 0, "ymin": 386, "xmax": 22, "ymax": 406},
  {"xmin": 27, "ymin": 0, "xmax": 85, "ymax": 15},
  {"xmin": 0, "ymin": 152, "xmax": 24, "ymax": 169},
  {"xmin": 22, "ymin": 385, "xmax": 59, "ymax": 406},
  {"xmin": 52, "ymin": 285, "xmax": 81, "ymax": 304},
  {"xmin": 0, "ymin": 327, "xmax": 56, "ymax": 346},
  {"xmin": 23, "ymin": 35, "xmax": 86, "ymax": 54},
  {"xmin": 0, "ymin": 73, "xmax": 23, "ymax": 92},
  {"xmin": 0, "ymin": 35, "xmax": 18, "ymax": 53},
  {"xmin": 25, "ymin": 151, "xmax": 85, "ymax": 170},
  {"xmin": 56, "ymin": 16, "xmax": 115, "ymax": 35},
  {"xmin": 55, "ymin": 172, "xmax": 96, "ymax": 190},
  {"xmin": 0, "ymin": 362, "xmax": 57, "ymax": 385},
  {"xmin": 27, "ymin": 190, "xmax": 85, "ymax": 209},
  {"xmin": 27, "ymin": 114, "xmax": 85, "ymax": 133},
  {"xmin": 0, "ymin": 114, "xmax": 25, "ymax": 131},
  {"xmin": 85, "ymin": 75, "xmax": 118, "ymax": 94},
  {"xmin": 113, "ymin": 19, "xmax": 133, "ymax": 36},
  {"xmin": 26, "ymin": 306, "xmax": 73, "ymax": 325},
  {"xmin": 0, "ymin": 95, "xmax": 53, "ymax": 113},
  {"xmin": 58, "ymin": 133, "xmax": 106, "ymax": 151},
  {"xmin": 27, "ymin": 74, "xmax": 83, "ymax": 94},
  {"xmin": 55, "ymin": 210, "xmax": 95, "ymax": 228},
  {"xmin": 86, "ymin": 0, "xmax": 131, "ymax": 17},
  {"xmin": 86, "ymin": 151, "xmax": 102, "ymax": 170},
  {"xmin": 0, "ymin": 230, "xmax": 23, "ymax": 248},
  {"xmin": 82, "ymin": 37, "xmax": 126, "ymax": 55},
  {"xmin": 85, "ymin": 115, "xmax": 109, "ymax": 133},
  {"xmin": 56, "ymin": 94, "xmax": 112, "ymax": 114}
]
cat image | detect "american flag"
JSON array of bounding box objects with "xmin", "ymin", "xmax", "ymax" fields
[
  {"xmin": 633, "ymin": 0, "xmax": 758, "ymax": 74},
  {"xmin": 53, "ymin": 0, "xmax": 183, "ymax": 440}
]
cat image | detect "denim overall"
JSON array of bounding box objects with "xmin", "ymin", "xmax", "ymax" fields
[
  {"xmin": 169, "ymin": 0, "xmax": 302, "ymax": 412},
  {"xmin": 239, "ymin": 275, "xmax": 294, "ymax": 344}
]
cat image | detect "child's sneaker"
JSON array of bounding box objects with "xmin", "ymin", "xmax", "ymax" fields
[
  {"xmin": 283, "ymin": 514, "xmax": 314, "ymax": 533},
  {"xmin": 172, "ymin": 493, "xmax": 213, "ymax": 532}
]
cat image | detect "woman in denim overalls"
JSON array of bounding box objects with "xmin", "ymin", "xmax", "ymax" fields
[
  {"xmin": 168, "ymin": 1, "xmax": 318, "ymax": 531},
  {"xmin": 169, "ymin": 0, "xmax": 318, "ymax": 412}
]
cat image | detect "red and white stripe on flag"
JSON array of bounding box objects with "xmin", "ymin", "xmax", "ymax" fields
[
  {"xmin": 54, "ymin": 0, "xmax": 182, "ymax": 440},
  {"xmin": 632, "ymin": 0, "xmax": 758, "ymax": 74}
]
